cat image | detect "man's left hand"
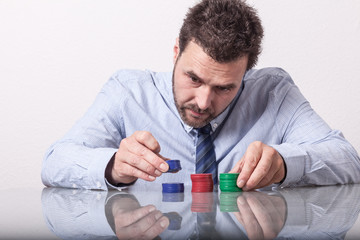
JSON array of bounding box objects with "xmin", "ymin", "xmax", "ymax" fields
[{"xmin": 229, "ymin": 141, "xmax": 285, "ymax": 191}]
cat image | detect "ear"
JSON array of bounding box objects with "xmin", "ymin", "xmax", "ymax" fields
[{"xmin": 173, "ymin": 38, "xmax": 180, "ymax": 64}]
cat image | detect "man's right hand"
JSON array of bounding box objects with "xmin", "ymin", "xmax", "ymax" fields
[{"xmin": 106, "ymin": 131, "xmax": 169, "ymax": 185}]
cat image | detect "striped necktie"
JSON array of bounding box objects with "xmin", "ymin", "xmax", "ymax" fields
[{"xmin": 195, "ymin": 124, "xmax": 218, "ymax": 184}]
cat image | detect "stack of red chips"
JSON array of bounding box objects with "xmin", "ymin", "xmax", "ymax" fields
[{"xmin": 190, "ymin": 173, "xmax": 214, "ymax": 192}]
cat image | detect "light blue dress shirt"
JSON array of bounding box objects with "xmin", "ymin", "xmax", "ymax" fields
[{"xmin": 41, "ymin": 67, "xmax": 360, "ymax": 190}]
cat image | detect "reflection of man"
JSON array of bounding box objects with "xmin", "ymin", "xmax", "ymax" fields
[
  {"xmin": 41, "ymin": 185, "xmax": 360, "ymax": 239},
  {"xmin": 41, "ymin": 0, "xmax": 360, "ymax": 191}
]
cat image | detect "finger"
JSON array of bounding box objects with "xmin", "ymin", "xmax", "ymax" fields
[
  {"xmin": 115, "ymin": 204, "xmax": 157, "ymax": 228},
  {"xmin": 116, "ymin": 161, "xmax": 157, "ymax": 182},
  {"xmin": 235, "ymin": 194, "xmax": 264, "ymax": 240},
  {"xmin": 247, "ymin": 147, "xmax": 284, "ymax": 190},
  {"xmin": 116, "ymin": 209, "xmax": 164, "ymax": 239},
  {"xmin": 229, "ymin": 155, "xmax": 245, "ymax": 173},
  {"xmin": 237, "ymin": 142, "xmax": 262, "ymax": 189},
  {"xmin": 246, "ymin": 193, "xmax": 283, "ymax": 239},
  {"xmin": 134, "ymin": 131, "xmax": 161, "ymax": 153},
  {"xmin": 127, "ymin": 136, "xmax": 169, "ymax": 173},
  {"xmin": 244, "ymin": 152, "xmax": 272, "ymax": 190},
  {"xmin": 142, "ymin": 215, "xmax": 169, "ymax": 239}
]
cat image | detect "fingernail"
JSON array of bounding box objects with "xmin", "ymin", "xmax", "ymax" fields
[
  {"xmin": 160, "ymin": 163, "xmax": 168, "ymax": 172},
  {"xmin": 237, "ymin": 179, "xmax": 245, "ymax": 188},
  {"xmin": 149, "ymin": 175, "xmax": 156, "ymax": 181},
  {"xmin": 160, "ymin": 217, "xmax": 169, "ymax": 228},
  {"xmin": 148, "ymin": 206, "xmax": 156, "ymax": 213},
  {"xmin": 237, "ymin": 197, "xmax": 245, "ymax": 205},
  {"xmin": 155, "ymin": 169, "xmax": 162, "ymax": 176}
]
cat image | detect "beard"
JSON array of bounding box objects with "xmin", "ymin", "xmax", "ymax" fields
[{"xmin": 172, "ymin": 67, "xmax": 215, "ymax": 128}]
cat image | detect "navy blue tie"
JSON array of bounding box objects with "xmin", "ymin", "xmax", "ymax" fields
[{"xmin": 195, "ymin": 124, "xmax": 217, "ymax": 184}]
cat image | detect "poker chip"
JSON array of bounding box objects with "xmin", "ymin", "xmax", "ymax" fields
[
  {"xmin": 166, "ymin": 160, "xmax": 182, "ymax": 173},
  {"xmin": 163, "ymin": 212, "xmax": 183, "ymax": 230},
  {"xmin": 191, "ymin": 173, "xmax": 214, "ymax": 192},
  {"xmin": 162, "ymin": 192, "xmax": 185, "ymax": 202},
  {"xmin": 162, "ymin": 183, "xmax": 184, "ymax": 193},
  {"xmin": 219, "ymin": 173, "xmax": 242, "ymax": 192},
  {"xmin": 191, "ymin": 192, "xmax": 215, "ymax": 212}
]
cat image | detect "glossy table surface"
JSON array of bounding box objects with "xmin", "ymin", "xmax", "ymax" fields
[{"xmin": 1, "ymin": 184, "xmax": 360, "ymax": 240}]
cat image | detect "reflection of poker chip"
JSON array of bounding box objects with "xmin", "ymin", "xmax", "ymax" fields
[
  {"xmin": 191, "ymin": 173, "xmax": 214, "ymax": 192},
  {"xmin": 166, "ymin": 160, "xmax": 182, "ymax": 173},
  {"xmin": 219, "ymin": 173, "xmax": 242, "ymax": 192},
  {"xmin": 191, "ymin": 192, "xmax": 214, "ymax": 212},
  {"xmin": 162, "ymin": 192, "xmax": 185, "ymax": 202},
  {"xmin": 162, "ymin": 183, "xmax": 184, "ymax": 193},
  {"xmin": 163, "ymin": 212, "xmax": 182, "ymax": 230},
  {"xmin": 219, "ymin": 192, "xmax": 242, "ymax": 212}
]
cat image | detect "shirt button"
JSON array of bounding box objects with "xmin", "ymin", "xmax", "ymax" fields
[
  {"xmin": 96, "ymin": 181, "xmax": 101, "ymax": 188},
  {"xmin": 213, "ymin": 123, "xmax": 218, "ymax": 128}
]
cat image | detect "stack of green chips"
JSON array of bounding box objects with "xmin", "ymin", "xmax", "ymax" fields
[{"xmin": 219, "ymin": 173, "xmax": 242, "ymax": 192}]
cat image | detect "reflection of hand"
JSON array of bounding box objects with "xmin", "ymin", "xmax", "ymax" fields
[
  {"xmin": 112, "ymin": 197, "xmax": 169, "ymax": 239},
  {"xmin": 233, "ymin": 192, "xmax": 286, "ymax": 240}
]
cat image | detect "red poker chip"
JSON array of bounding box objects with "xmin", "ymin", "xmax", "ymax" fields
[{"xmin": 191, "ymin": 174, "xmax": 214, "ymax": 192}]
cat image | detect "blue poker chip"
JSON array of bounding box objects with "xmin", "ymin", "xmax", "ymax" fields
[
  {"xmin": 163, "ymin": 212, "xmax": 183, "ymax": 230},
  {"xmin": 162, "ymin": 183, "xmax": 184, "ymax": 193},
  {"xmin": 166, "ymin": 160, "xmax": 182, "ymax": 173}
]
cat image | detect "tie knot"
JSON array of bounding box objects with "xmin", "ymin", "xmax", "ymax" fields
[{"xmin": 198, "ymin": 124, "xmax": 212, "ymax": 135}]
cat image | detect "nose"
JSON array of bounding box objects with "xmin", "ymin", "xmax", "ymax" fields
[{"xmin": 195, "ymin": 86, "xmax": 213, "ymax": 110}]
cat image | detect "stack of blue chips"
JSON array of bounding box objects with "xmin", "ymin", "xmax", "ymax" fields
[
  {"xmin": 162, "ymin": 160, "xmax": 183, "ymax": 193},
  {"xmin": 162, "ymin": 183, "xmax": 184, "ymax": 193}
]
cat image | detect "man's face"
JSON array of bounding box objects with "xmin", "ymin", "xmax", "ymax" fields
[{"xmin": 172, "ymin": 40, "xmax": 248, "ymax": 128}]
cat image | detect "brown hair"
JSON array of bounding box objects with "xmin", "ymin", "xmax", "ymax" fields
[{"xmin": 179, "ymin": 0, "xmax": 264, "ymax": 70}]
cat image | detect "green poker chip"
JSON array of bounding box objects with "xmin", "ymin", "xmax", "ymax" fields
[
  {"xmin": 219, "ymin": 173, "xmax": 242, "ymax": 192},
  {"xmin": 220, "ymin": 173, "xmax": 239, "ymax": 179}
]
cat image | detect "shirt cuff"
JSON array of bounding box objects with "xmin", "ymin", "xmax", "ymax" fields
[{"xmin": 270, "ymin": 143, "xmax": 307, "ymax": 187}]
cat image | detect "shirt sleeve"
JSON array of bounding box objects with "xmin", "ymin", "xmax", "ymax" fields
[
  {"xmin": 269, "ymin": 72, "xmax": 360, "ymax": 187},
  {"xmin": 42, "ymin": 74, "xmax": 126, "ymax": 190}
]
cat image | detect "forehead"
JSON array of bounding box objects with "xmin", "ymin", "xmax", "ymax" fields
[{"xmin": 178, "ymin": 41, "xmax": 247, "ymax": 85}]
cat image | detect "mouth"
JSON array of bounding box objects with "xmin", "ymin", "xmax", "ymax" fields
[{"xmin": 188, "ymin": 109, "xmax": 208, "ymax": 119}]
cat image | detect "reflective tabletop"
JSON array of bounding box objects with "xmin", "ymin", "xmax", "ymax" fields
[{"xmin": 1, "ymin": 184, "xmax": 360, "ymax": 239}]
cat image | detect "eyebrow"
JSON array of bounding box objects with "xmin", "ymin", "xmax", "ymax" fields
[{"xmin": 186, "ymin": 70, "xmax": 202, "ymax": 81}]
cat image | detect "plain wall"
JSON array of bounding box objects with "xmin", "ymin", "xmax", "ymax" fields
[{"xmin": 1, "ymin": 0, "xmax": 359, "ymax": 191}]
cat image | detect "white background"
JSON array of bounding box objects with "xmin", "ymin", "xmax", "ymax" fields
[
  {"xmin": 1, "ymin": 0, "xmax": 359, "ymax": 189},
  {"xmin": 0, "ymin": 0, "xmax": 359, "ymax": 239}
]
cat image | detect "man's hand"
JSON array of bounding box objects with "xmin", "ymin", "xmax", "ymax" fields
[
  {"xmin": 229, "ymin": 141, "xmax": 285, "ymax": 191},
  {"xmin": 107, "ymin": 131, "xmax": 169, "ymax": 185}
]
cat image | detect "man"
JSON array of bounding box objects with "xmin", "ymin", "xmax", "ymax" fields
[{"xmin": 42, "ymin": 0, "xmax": 360, "ymax": 191}]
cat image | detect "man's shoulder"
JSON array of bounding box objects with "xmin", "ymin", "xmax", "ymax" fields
[
  {"xmin": 110, "ymin": 69, "xmax": 154, "ymax": 83},
  {"xmin": 244, "ymin": 67, "xmax": 294, "ymax": 85},
  {"xmin": 110, "ymin": 69, "xmax": 171, "ymax": 83}
]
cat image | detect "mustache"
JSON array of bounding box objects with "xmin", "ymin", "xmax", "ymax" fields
[{"xmin": 181, "ymin": 104, "xmax": 211, "ymax": 114}]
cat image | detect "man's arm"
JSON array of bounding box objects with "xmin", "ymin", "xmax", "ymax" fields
[
  {"xmin": 42, "ymin": 72, "xmax": 168, "ymax": 190},
  {"xmin": 231, "ymin": 70, "xmax": 360, "ymax": 190}
]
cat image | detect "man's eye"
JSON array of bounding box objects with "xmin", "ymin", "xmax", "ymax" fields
[
  {"xmin": 217, "ymin": 86, "xmax": 230, "ymax": 92},
  {"xmin": 190, "ymin": 76, "xmax": 199, "ymax": 82}
]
